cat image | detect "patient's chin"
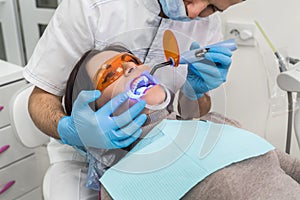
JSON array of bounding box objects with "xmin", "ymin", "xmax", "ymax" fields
[{"xmin": 141, "ymin": 85, "xmax": 166, "ymax": 106}]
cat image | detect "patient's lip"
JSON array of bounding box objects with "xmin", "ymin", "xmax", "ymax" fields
[{"xmin": 128, "ymin": 71, "xmax": 158, "ymax": 99}]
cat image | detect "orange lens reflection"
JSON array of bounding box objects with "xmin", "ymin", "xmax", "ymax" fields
[
  {"xmin": 163, "ymin": 30, "xmax": 180, "ymax": 67},
  {"xmin": 94, "ymin": 53, "xmax": 142, "ymax": 91}
]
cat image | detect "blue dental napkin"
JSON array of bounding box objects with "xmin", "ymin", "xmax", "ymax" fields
[{"xmin": 100, "ymin": 120, "xmax": 274, "ymax": 200}]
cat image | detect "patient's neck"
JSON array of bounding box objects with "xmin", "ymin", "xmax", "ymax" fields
[{"xmin": 131, "ymin": 108, "xmax": 170, "ymax": 147}]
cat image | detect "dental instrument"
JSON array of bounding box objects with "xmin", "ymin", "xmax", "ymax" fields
[
  {"xmin": 149, "ymin": 60, "xmax": 173, "ymax": 76},
  {"xmin": 150, "ymin": 30, "xmax": 237, "ymax": 75},
  {"xmin": 255, "ymin": 21, "xmax": 288, "ymax": 72},
  {"xmin": 179, "ymin": 39, "xmax": 237, "ymax": 64},
  {"xmin": 255, "ymin": 21, "xmax": 294, "ymax": 153},
  {"xmin": 277, "ymin": 63, "xmax": 300, "ymax": 150}
]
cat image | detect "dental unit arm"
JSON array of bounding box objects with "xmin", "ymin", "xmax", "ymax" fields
[
  {"xmin": 277, "ymin": 63, "xmax": 300, "ymax": 149},
  {"xmin": 255, "ymin": 20, "xmax": 297, "ymax": 153}
]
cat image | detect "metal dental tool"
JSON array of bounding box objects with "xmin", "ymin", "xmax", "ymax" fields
[
  {"xmin": 179, "ymin": 39, "xmax": 237, "ymax": 64},
  {"xmin": 150, "ymin": 60, "xmax": 173, "ymax": 75},
  {"xmin": 179, "ymin": 48, "xmax": 210, "ymax": 64}
]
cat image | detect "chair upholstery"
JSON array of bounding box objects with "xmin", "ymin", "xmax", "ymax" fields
[{"xmin": 9, "ymin": 84, "xmax": 49, "ymax": 148}]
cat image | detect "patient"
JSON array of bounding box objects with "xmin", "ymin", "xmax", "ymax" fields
[{"xmin": 65, "ymin": 45, "xmax": 300, "ymax": 200}]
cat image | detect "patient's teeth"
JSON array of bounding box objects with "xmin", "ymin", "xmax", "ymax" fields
[
  {"xmin": 131, "ymin": 75, "xmax": 149, "ymax": 92},
  {"xmin": 129, "ymin": 74, "xmax": 157, "ymax": 98}
]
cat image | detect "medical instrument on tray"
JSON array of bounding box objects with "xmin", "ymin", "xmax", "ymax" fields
[
  {"xmin": 150, "ymin": 30, "xmax": 237, "ymax": 75},
  {"xmin": 255, "ymin": 20, "xmax": 297, "ymax": 154}
]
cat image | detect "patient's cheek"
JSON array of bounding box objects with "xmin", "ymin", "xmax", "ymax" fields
[{"xmin": 95, "ymin": 96, "xmax": 109, "ymax": 109}]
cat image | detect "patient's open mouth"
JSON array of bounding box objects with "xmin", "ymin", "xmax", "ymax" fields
[{"xmin": 128, "ymin": 72, "xmax": 158, "ymax": 99}]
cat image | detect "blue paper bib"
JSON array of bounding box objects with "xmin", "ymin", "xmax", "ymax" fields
[{"xmin": 100, "ymin": 120, "xmax": 274, "ymax": 200}]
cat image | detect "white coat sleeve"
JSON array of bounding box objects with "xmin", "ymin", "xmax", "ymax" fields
[
  {"xmin": 23, "ymin": 0, "xmax": 99, "ymax": 96},
  {"xmin": 205, "ymin": 14, "xmax": 224, "ymax": 44}
]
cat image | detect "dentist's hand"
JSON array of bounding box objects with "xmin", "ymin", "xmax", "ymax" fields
[
  {"xmin": 58, "ymin": 90, "xmax": 147, "ymax": 149},
  {"xmin": 182, "ymin": 42, "xmax": 232, "ymax": 100}
]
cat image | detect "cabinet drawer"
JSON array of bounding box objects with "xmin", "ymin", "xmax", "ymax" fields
[
  {"xmin": 0, "ymin": 80, "xmax": 27, "ymax": 128},
  {"xmin": 0, "ymin": 155, "xmax": 44, "ymax": 200},
  {"xmin": 15, "ymin": 187, "xmax": 42, "ymax": 200},
  {"xmin": 0, "ymin": 126, "xmax": 33, "ymax": 169}
]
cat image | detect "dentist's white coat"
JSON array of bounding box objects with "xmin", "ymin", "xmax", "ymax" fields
[{"xmin": 24, "ymin": 0, "xmax": 223, "ymax": 199}]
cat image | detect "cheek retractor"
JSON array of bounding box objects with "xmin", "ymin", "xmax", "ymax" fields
[
  {"xmin": 127, "ymin": 71, "xmax": 158, "ymax": 99},
  {"xmin": 126, "ymin": 71, "xmax": 171, "ymax": 111}
]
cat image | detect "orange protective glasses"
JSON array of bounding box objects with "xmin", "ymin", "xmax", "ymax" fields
[{"xmin": 93, "ymin": 53, "xmax": 143, "ymax": 92}]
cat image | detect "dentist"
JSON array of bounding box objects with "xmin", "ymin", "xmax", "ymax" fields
[{"xmin": 24, "ymin": 0, "xmax": 245, "ymax": 199}]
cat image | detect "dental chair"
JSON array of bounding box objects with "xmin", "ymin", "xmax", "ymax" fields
[
  {"xmin": 9, "ymin": 84, "xmax": 50, "ymax": 198},
  {"xmin": 10, "ymin": 84, "xmax": 50, "ymax": 148}
]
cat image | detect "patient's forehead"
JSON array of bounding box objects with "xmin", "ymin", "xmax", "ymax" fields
[{"xmin": 85, "ymin": 50, "xmax": 120, "ymax": 79}]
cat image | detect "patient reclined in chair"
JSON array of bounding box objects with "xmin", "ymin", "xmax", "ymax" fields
[{"xmin": 65, "ymin": 46, "xmax": 300, "ymax": 200}]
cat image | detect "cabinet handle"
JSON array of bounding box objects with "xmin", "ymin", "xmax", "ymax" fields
[
  {"xmin": 0, "ymin": 145, "xmax": 9, "ymax": 154},
  {"xmin": 0, "ymin": 181, "xmax": 15, "ymax": 195},
  {"xmin": 0, "ymin": 106, "xmax": 3, "ymax": 111}
]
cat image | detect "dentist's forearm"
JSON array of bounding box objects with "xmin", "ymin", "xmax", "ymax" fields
[{"xmin": 28, "ymin": 86, "xmax": 66, "ymax": 139}]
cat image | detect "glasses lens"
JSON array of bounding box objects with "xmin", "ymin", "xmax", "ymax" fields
[{"xmin": 95, "ymin": 53, "xmax": 142, "ymax": 91}]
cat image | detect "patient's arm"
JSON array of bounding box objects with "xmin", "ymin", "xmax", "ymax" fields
[
  {"xmin": 275, "ymin": 149, "xmax": 300, "ymax": 183},
  {"xmin": 178, "ymin": 91, "xmax": 211, "ymax": 119}
]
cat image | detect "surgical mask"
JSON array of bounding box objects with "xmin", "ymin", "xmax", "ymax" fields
[{"xmin": 159, "ymin": 0, "xmax": 197, "ymax": 21}]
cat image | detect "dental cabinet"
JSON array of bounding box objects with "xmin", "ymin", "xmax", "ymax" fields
[
  {"xmin": 18, "ymin": 0, "xmax": 60, "ymax": 63},
  {"xmin": 0, "ymin": 0, "xmax": 25, "ymax": 66},
  {"xmin": 0, "ymin": 60, "xmax": 49, "ymax": 200}
]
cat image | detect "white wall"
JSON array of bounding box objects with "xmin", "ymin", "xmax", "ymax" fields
[{"xmin": 211, "ymin": 0, "xmax": 300, "ymax": 158}]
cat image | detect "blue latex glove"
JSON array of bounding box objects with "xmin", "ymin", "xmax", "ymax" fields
[
  {"xmin": 58, "ymin": 90, "xmax": 147, "ymax": 149},
  {"xmin": 182, "ymin": 42, "xmax": 233, "ymax": 100}
]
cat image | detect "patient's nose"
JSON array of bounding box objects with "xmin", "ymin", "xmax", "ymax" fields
[{"xmin": 123, "ymin": 62, "xmax": 137, "ymax": 76}]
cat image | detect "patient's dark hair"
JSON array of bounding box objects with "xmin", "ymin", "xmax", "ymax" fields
[{"xmin": 65, "ymin": 45, "xmax": 132, "ymax": 115}]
